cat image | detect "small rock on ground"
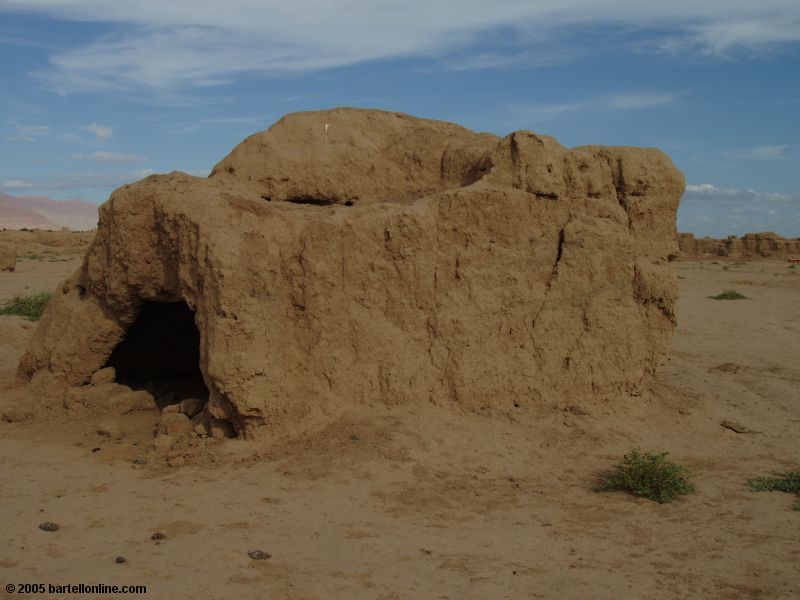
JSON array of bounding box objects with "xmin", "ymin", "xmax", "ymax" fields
[
  {"xmin": 159, "ymin": 412, "xmax": 193, "ymax": 436},
  {"xmin": 96, "ymin": 420, "xmax": 123, "ymax": 440},
  {"xmin": 180, "ymin": 398, "xmax": 205, "ymax": 418},
  {"xmin": 209, "ymin": 418, "xmax": 236, "ymax": 439}
]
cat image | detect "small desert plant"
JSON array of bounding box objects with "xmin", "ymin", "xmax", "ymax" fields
[
  {"xmin": 0, "ymin": 292, "xmax": 53, "ymax": 321},
  {"xmin": 597, "ymin": 450, "xmax": 694, "ymax": 503},
  {"xmin": 709, "ymin": 290, "xmax": 747, "ymax": 300},
  {"xmin": 747, "ymin": 472, "xmax": 800, "ymax": 511}
]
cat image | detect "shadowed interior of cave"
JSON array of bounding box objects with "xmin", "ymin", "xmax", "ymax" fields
[{"xmin": 104, "ymin": 301, "xmax": 209, "ymax": 410}]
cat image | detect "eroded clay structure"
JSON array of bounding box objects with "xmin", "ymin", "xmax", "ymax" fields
[{"xmin": 19, "ymin": 108, "xmax": 684, "ymax": 438}]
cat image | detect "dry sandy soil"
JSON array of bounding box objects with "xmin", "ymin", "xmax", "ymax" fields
[{"xmin": 1, "ymin": 234, "xmax": 798, "ymax": 599}]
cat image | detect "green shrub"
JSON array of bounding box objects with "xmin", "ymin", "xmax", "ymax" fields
[
  {"xmin": 709, "ymin": 290, "xmax": 747, "ymax": 300},
  {"xmin": 597, "ymin": 450, "xmax": 694, "ymax": 503},
  {"xmin": 0, "ymin": 292, "xmax": 53, "ymax": 321},
  {"xmin": 747, "ymin": 472, "xmax": 800, "ymax": 511}
]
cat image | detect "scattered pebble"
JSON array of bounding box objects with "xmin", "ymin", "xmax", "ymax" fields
[
  {"xmin": 167, "ymin": 455, "xmax": 186, "ymax": 468},
  {"xmin": 38, "ymin": 522, "xmax": 59, "ymax": 532},
  {"xmin": 247, "ymin": 549, "xmax": 271, "ymax": 560},
  {"xmin": 151, "ymin": 532, "xmax": 166, "ymax": 540},
  {"xmin": 159, "ymin": 412, "xmax": 193, "ymax": 436},
  {"xmin": 209, "ymin": 418, "xmax": 235, "ymax": 439},
  {"xmin": 90, "ymin": 367, "xmax": 116, "ymax": 386},
  {"xmin": 721, "ymin": 420, "xmax": 760, "ymax": 434},
  {"xmin": 96, "ymin": 420, "xmax": 123, "ymax": 440},
  {"xmin": 710, "ymin": 362, "xmax": 741, "ymax": 374},
  {"xmin": 153, "ymin": 434, "xmax": 176, "ymax": 452},
  {"xmin": 115, "ymin": 556, "xmax": 126, "ymax": 564},
  {"xmin": 180, "ymin": 398, "xmax": 205, "ymax": 418}
]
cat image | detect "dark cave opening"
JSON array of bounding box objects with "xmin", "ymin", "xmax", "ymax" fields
[
  {"xmin": 285, "ymin": 195, "xmax": 337, "ymax": 206},
  {"xmin": 104, "ymin": 301, "xmax": 209, "ymax": 410}
]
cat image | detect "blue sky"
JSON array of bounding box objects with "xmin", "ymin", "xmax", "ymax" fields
[{"xmin": 0, "ymin": 1, "xmax": 798, "ymax": 237}]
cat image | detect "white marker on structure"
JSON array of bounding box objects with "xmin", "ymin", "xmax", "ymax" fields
[{"xmin": 324, "ymin": 123, "xmax": 329, "ymax": 144}]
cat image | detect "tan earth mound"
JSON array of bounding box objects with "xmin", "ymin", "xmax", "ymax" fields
[
  {"xmin": 16, "ymin": 108, "xmax": 684, "ymax": 440},
  {"xmin": 0, "ymin": 242, "xmax": 15, "ymax": 271},
  {"xmin": 678, "ymin": 231, "xmax": 800, "ymax": 259}
]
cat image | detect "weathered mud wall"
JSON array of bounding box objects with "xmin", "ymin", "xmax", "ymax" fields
[
  {"xmin": 18, "ymin": 108, "xmax": 684, "ymax": 439},
  {"xmin": 678, "ymin": 232, "xmax": 800, "ymax": 259}
]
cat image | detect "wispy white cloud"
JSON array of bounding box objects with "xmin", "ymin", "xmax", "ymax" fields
[
  {"xmin": 0, "ymin": 31, "xmax": 56, "ymax": 50},
  {"xmin": 679, "ymin": 183, "xmax": 800, "ymax": 237},
  {"xmin": 685, "ymin": 183, "xmax": 734, "ymax": 195},
  {"xmin": 1, "ymin": 178, "xmax": 35, "ymax": 189},
  {"xmin": 171, "ymin": 115, "xmax": 269, "ymax": 133},
  {"xmin": 4, "ymin": 134, "xmax": 35, "ymax": 142},
  {"xmin": 606, "ymin": 93, "xmax": 676, "ymax": 110},
  {"xmin": 725, "ymin": 144, "xmax": 790, "ymax": 161},
  {"xmin": 661, "ymin": 17, "xmax": 800, "ymax": 57},
  {"xmin": 0, "ymin": 169, "xmax": 157, "ymax": 193},
  {"xmin": 442, "ymin": 48, "xmax": 578, "ymax": 71},
  {"xmin": 0, "ymin": 1, "xmax": 797, "ymax": 93},
  {"xmin": 4, "ymin": 123, "xmax": 50, "ymax": 142},
  {"xmin": 17, "ymin": 124, "xmax": 50, "ymax": 135},
  {"xmin": 513, "ymin": 91, "xmax": 677, "ymax": 121},
  {"xmin": 71, "ymin": 151, "xmax": 146, "ymax": 162},
  {"xmin": 86, "ymin": 123, "xmax": 112, "ymax": 140}
]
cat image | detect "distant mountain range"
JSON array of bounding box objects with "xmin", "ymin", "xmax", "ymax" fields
[{"xmin": 0, "ymin": 192, "xmax": 98, "ymax": 231}]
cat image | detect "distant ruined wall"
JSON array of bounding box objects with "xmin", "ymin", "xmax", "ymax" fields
[
  {"xmin": 18, "ymin": 108, "xmax": 684, "ymax": 440},
  {"xmin": 678, "ymin": 232, "xmax": 800, "ymax": 259}
]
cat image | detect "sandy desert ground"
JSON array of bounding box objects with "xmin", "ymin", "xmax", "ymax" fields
[{"xmin": 1, "ymin": 232, "xmax": 798, "ymax": 599}]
